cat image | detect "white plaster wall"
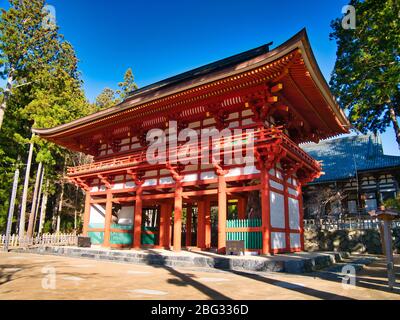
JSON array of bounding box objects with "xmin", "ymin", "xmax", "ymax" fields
[
  {"xmin": 243, "ymin": 166, "xmax": 260, "ymax": 175},
  {"xmin": 242, "ymin": 109, "xmax": 253, "ymax": 117},
  {"xmin": 228, "ymin": 121, "xmax": 239, "ymax": 128},
  {"xmin": 242, "ymin": 118, "xmax": 255, "ymax": 126},
  {"xmin": 160, "ymin": 176, "xmax": 174, "ymax": 185},
  {"xmin": 200, "ymin": 171, "xmax": 217, "ymax": 180},
  {"xmin": 118, "ymin": 206, "xmax": 134, "ymax": 225},
  {"xmin": 114, "ymin": 175, "xmax": 124, "ymax": 181},
  {"xmin": 89, "ymin": 204, "xmax": 105, "ymax": 224},
  {"xmin": 270, "ymin": 180, "xmax": 284, "ymax": 191},
  {"xmin": 183, "ymin": 173, "xmax": 198, "ymax": 182},
  {"xmin": 125, "ymin": 181, "xmax": 136, "ymax": 188},
  {"xmin": 290, "ymin": 233, "xmax": 301, "ymax": 248},
  {"xmin": 226, "ymin": 167, "xmax": 242, "ymax": 178},
  {"xmin": 203, "ymin": 118, "xmax": 216, "ymax": 125},
  {"xmin": 288, "ymin": 198, "xmax": 300, "ymax": 230},
  {"xmin": 288, "ymin": 188, "xmax": 298, "ymax": 196},
  {"xmin": 228, "ymin": 112, "xmax": 239, "ymax": 120},
  {"xmin": 143, "ymin": 179, "xmax": 157, "ymax": 187},
  {"xmin": 188, "ymin": 121, "xmax": 200, "ymax": 129},
  {"xmin": 270, "ymin": 191, "xmax": 285, "ymax": 229},
  {"xmin": 112, "ymin": 183, "xmax": 124, "ymax": 190},
  {"xmin": 271, "ymin": 232, "xmax": 286, "ymax": 249}
]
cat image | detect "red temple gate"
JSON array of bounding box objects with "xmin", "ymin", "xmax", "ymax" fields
[{"xmin": 34, "ymin": 30, "xmax": 349, "ymax": 255}]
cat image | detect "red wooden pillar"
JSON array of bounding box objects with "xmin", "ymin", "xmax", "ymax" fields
[
  {"xmin": 217, "ymin": 174, "xmax": 227, "ymax": 254},
  {"xmin": 237, "ymin": 197, "xmax": 247, "ymax": 220},
  {"xmin": 297, "ymin": 183, "xmax": 305, "ymax": 251},
  {"xmin": 82, "ymin": 191, "xmax": 91, "ymax": 236},
  {"xmin": 283, "ymin": 178, "xmax": 291, "ymax": 252},
  {"xmin": 204, "ymin": 198, "xmax": 211, "ymax": 249},
  {"xmin": 186, "ymin": 205, "xmax": 192, "ymax": 247},
  {"xmin": 159, "ymin": 202, "xmax": 168, "ymax": 248},
  {"xmin": 173, "ymin": 181, "xmax": 183, "ymax": 252},
  {"xmin": 260, "ymin": 164, "xmax": 271, "ymax": 255},
  {"xmin": 103, "ymin": 189, "xmax": 113, "ymax": 247},
  {"xmin": 197, "ymin": 200, "xmax": 206, "ymax": 249},
  {"xmin": 167, "ymin": 201, "xmax": 173, "ymax": 249},
  {"xmin": 160, "ymin": 201, "xmax": 173, "ymax": 249},
  {"xmin": 133, "ymin": 184, "xmax": 143, "ymax": 249}
]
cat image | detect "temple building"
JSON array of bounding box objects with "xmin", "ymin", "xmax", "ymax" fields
[
  {"xmin": 33, "ymin": 29, "xmax": 349, "ymax": 255},
  {"xmin": 302, "ymin": 134, "xmax": 400, "ymax": 218}
]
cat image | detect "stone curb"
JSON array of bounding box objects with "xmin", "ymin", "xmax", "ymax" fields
[{"xmin": 12, "ymin": 246, "xmax": 350, "ymax": 274}]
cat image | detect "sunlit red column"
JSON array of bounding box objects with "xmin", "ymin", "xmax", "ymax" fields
[
  {"xmin": 217, "ymin": 174, "xmax": 227, "ymax": 254},
  {"xmin": 103, "ymin": 189, "xmax": 113, "ymax": 248},
  {"xmin": 82, "ymin": 191, "xmax": 91, "ymax": 236},
  {"xmin": 173, "ymin": 181, "xmax": 183, "ymax": 252},
  {"xmin": 186, "ymin": 205, "xmax": 192, "ymax": 247},
  {"xmin": 260, "ymin": 164, "xmax": 271, "ymax": 255},
  {"xmin": 133, "ymin": 183, "xmax": 143, "ymax": 249}
]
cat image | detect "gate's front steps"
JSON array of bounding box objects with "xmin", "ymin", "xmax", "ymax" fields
[{"xmin": 13, "ymin": 246, "xmax": 353, "ymax": 274}]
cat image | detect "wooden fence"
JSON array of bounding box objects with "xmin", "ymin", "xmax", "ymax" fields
[
  {"xmin": 0, "ymin": 233, "xmax": 78, "ymax": 248},
  {"xmin": 304, "ymin": 218, "xmax": 400, "ymax": 231}
]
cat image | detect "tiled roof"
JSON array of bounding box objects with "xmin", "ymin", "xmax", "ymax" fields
[
  {"xmin": 126, "ymin": 42, "xmax": 272, "ymax": 99},
  {"xmin": 301, "ymin": 134, "xmax": 400, "ymax": 183}
]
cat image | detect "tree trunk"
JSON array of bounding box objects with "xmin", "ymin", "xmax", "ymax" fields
[
  {"xmin": 52, "ymin": 192, "xmax": 60, "ymax": 231},
  {"xmin": 389, "ymin": 106, "xmax": 400, "ymax": 151},
  {"xmin": 56, "ymin": 179, "xmax": 65, "ymax": 233},
  {"xmin": 4, "ymin": 168, "xmax": 19, "ymax": 252},
  {"xmin": 19, "ymin": 134, "xmax": 35, "ymax": 237},
  {"xmin": 73, "ymin": 185, "xmax": 79, "ymax": 232},
  {"xmin": 247, "ymin": 191, "xmax": 261, "ymax": 219},
  {"xmin": 27, "ymin": 162, "xmax": 43, "ymax": 238},
  {"xmin": 33, "ymin": 167, "xmax": 45, "ymax": 233},
  {"xmin": 0, "ymin": 73, "xmax": 13, "ymax": 131},
  {"xmin": 56, "ymin": 214, "xmax": 61, "ymax": 233},
  {"xmin": 38, "ymin": 180, "xmax": 49, "ymax": 235}
]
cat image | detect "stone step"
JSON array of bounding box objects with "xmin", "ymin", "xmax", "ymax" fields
[{"xmin": 13, "ymin": 246, "xmax": 351, "ymax": 274}]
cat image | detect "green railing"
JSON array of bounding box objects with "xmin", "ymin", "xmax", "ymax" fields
[
  {"xmin": 88, "ymin": 223, "xmax": 133, "ymax": 245},
  {"xmin": 111, "ymin": 224, "xmax": 133, "ymax": 245},
  {"xmin": 226, "ymin": 219, "xmax": 262, "ymax": 250},
  {"xmin": 88, "ymin": 223, "xmax": 105, "ymax": 245},
  {"xmin": 141, "ymin": 226, "xmax": 158, "ymax": 245}
]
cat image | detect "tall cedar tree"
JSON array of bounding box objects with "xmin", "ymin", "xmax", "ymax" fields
[
  {"xmin": 94, "ymin": 68, "xmax": 138, "ymax": 111},
  {"xmin": 94, "ymin": 88, "xmax": 116, "ymax": 111},
  {"xmin": 117, "ymin": 68, "xmax": 138, "ymax": 100},
  {"xmin": 0, "ymin": 0, "xmax": 91, "ymax": 232},
  {"xmin": 0, "ymin": 0, "xmax": 60, "ymax": 130},
  {"xmin": 330, "ymin": 0, "xmax": 400, "ymax": 149}
]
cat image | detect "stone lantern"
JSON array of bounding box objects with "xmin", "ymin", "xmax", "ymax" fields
[{"xmin": 369, "ymin": 206, "xmax": 399, "ymax": 290}]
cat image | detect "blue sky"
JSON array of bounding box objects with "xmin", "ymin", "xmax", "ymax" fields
[{"xmin": 1, "ymin": 0, "xmax": 399, "ymax": 155}]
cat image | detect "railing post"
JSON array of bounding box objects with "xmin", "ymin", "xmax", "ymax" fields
[
  {"xmin": 204, "ymin": 198, "xmax": 211, "ymax": 249},
  {"xmin": 173, "ymin": 181, "xmax": 183, "ymax": 252},
  {"xmin": 185, "ymin": 205, "xmax": 193, "ymax": 247},
  {"xmin": 82, "ymin": 190, "xmax": 91, "ymax": 236},
  {"xmin": 260, "ymin": 163, "xmax": 271, "ymax": 255},
  {"xmin": 197, "ymin": 200, "xmax": 206, "ymax": 250},
  {"xmin": 103, "ymin": 189, "xmax": 113, "ymax": 248},
  {"xmin": 217, "ymin": 173, "xmax": 227, "ymax": 254},
  {"xmin": 133, "ymin": 183, "xmax": 143, "ymax": 249}
]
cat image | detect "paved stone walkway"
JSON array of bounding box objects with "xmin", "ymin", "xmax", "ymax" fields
[{"xmin": 0, "ymin": 252, "xmax": 399, "ymax": 300}]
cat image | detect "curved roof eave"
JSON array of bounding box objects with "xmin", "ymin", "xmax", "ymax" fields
[{"xmin": 33, "ymin": 28, "xmax": 349, "ymax": 137}]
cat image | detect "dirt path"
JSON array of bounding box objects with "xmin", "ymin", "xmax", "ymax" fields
[{"xmin": 0, "ymin": 252, "xmax": 399, "ymax": 300}]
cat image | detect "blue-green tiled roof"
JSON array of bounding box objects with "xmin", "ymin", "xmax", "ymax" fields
[{"xmin": 301, "ymin": 134, "xmax": 400, "ymax": 183}]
